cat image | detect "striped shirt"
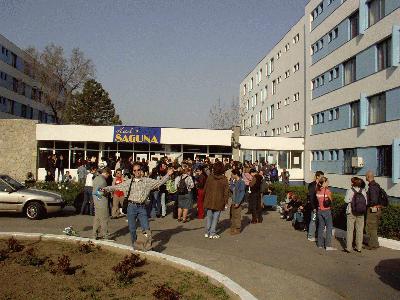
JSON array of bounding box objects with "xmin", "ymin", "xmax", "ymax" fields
[{"xmin": 104, "ymin": 174, "xmax": 170, "ymax": 204}]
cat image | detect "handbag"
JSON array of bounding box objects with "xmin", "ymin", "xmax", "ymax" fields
[{"xmin": 122, "ymin": 179, "xmax": 134, "ymax": 214}]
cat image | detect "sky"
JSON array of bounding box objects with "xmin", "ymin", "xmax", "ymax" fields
[{"xmin": 0, "ymin": 0, "xmax": 308, "ymax": 128}]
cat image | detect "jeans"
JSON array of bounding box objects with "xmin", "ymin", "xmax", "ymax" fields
[
  {"xmin": 307, "ymin": 211, "xmax": 317, "ymax": 239},
  {"xmin": 205, "ymin": 209, "xmax": 221, "ymax": 236},
  {"xmin": 317, "ymin": 210, "xmax": 333, "ymax": 248},
  {"xmin": 127, "ymin": 202, "xmax": 150, "ymax": 244},
  {"xmin": 155, "ymin": 191, "xmax": 166, "ymax": 217},
  {"xmin": 81, "ymin": 186, "xmax": 94, "ymax": 215}
]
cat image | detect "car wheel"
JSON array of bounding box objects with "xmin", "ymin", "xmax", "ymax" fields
[{"xmin": 25, "ymin": 202, "xmax": 45, "ymax": 220}]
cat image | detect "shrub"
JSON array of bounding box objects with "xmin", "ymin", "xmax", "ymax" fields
[
  {"xmin": 271, "ymin": 183, "xmax": 400, "ymax": 240},
  {"xmin": 16, "ymin": 248, "xmax": 47, "ymax": 266},
  {"xmin": 0, "ymin": 249, "xmax": 9, "ymax": 261},
  {"xmin": 153, "ymin": 284, "xmax": 181, "ymax": 300},
  {"xmin": 112, "ymin": 253, "xmax": 146, "ymax": 285},
  {"xmin": 78, "ymin": 241, "xmax": 99, "ymax": 254},
  {"xmin": 49, "ymin": 255, "xmax": 81, "ymax": 275},
  {"xmin": 33, "ymin": 181, "xmax": 84, "ymax": 207},
  {"xmin": 7, "ymin": 237, "xmax": 24, "ymax": 253}
]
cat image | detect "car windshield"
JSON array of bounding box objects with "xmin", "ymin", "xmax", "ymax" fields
[{"xmin": 0, "ymin": 175, "xmax": 25, "ymax": 190}]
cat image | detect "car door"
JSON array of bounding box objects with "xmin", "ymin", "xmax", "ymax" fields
[{"xmin": 0, "ymin": 179, "xmax": 21, "ymax": 211}]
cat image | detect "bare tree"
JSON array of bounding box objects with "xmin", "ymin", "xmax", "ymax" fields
[
  {"xmin": 209, "ymin": 97, "xmax": 240, "ymax": 129},
  {"xmin": 25, "ymin": 44, "xmax": 95, "ymax": 124}
]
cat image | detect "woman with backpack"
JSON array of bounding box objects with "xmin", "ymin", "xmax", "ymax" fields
[
  {"xmin": 316, "ymin": 176, "xmax": 336, "ymax": 251},
  {"xmin": 175, "ymin": 167, "xmax": 194, "ymax": 222},
  {"xmin": 344, "ymin": 177, "xmax": 367, "ymax": 253}
]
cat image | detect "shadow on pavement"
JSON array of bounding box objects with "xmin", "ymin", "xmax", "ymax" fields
[
  {"xmin": 152, "ymin": 225, "xmax": 203, "ymax": 252},
  {"xmin": 110, "ymin": 226, "xmax": 130, "ymax": 240},
  {"xmin": 374, "ymin": 258, "xmax": 400, "ymax": 291}
]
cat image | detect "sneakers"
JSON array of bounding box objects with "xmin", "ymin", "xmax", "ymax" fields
[
  {"xmin": 326, "ymin": 247, "xmax": 337, "ymax": 251},
  {"xmin": 204, "ymin": 233, "xmax": 209, "ymax": 238},
  {"xmin": 307, "ymin": 237, "xmax": 316, "ymax": 242},
  {"xmin": 209, "ymin": 234, "xmax": 220, "ymax": 239}
]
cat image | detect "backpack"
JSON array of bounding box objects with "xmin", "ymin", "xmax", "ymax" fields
[
  {"xmin": 166, "ymin": 179, "xmax": 177, "ymax": 194},
  {"xmin": 177, "ymin": 175, "xmax": 189, "ymax": 195},
  {"xmin": 351, "ymin": 188, "xmax": 367, "ymax": 215},
  {"xmin": 379, "ymin": 186, "xmax": 389, "ymax": 207}
]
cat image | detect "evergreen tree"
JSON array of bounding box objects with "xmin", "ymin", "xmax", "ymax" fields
[{"xmin": 64, "ymin": 79, "xmax": 122, "ymax": 125}]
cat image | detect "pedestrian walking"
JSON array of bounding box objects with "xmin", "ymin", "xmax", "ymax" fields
[
  {"xmin": 203, "ymin": 161, "xmax": 229, "ymax": 239},
  {"xmin": 307, "ymin": 171, "xmax": 324, "ymax": 242},
  {"xmin": 316, "ymin": 176, "xmax": 336, "ymax": 251},
  {"xmin": 344, "ymin": 177, "xmax": 367, "ymax": 253},
  {"xmin": 111, "ymin": 168, "xmax": 125, "ymax": 218},
  {"xmin": 103, "ymin": 162, "xmax": 173, "ymax": 250},
  {"xmin": 175, "ymin": 167, "xmax": 195, "ymax": 222},
  {"xmin": 229, "ymin": 169, "xmax": 245, "ymax": 235},
  {"xmin": 80, "ymin": 166, "xmax": 97, "ymax": 215},
  {"xmin": 92, "ymin": 167, "xmax": 112, "ymax": 240},
  {"xmin": 248, "ymin": 168, "xmax": 263, "ymax": 224}
]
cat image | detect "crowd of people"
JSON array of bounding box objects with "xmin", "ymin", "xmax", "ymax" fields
[
  {"xmin": 278, "ymin": 170, "xmax": 388, "ymax": 252},
  {"xmin": 42, "ymin": 153, "xmax": 388, "ymax": 253}
]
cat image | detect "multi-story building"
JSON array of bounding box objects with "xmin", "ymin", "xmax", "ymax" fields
[
  {"xmin": 305, "ymin": 0, "xmax": 400, "ymax": 196},
  {"xmin": 240, "ymin": 0, "xmax": 400, "ymax": 197},
  {"xmin": 240, "ymin": 17, "xmax": 306, "ymax": 139},
  {"xmin": 0, "ymin": 33, "xmax": 54, "ymax": 123}
]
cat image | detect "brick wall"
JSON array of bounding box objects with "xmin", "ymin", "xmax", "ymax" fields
[{"xmin": 0, "ymin": 119, "xmax": 38, "ymax": 181}]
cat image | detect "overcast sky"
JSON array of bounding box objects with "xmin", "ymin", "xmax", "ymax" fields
[{"xmin": 0, "ymin": 0, "xmax": 307, "ymax": 128}]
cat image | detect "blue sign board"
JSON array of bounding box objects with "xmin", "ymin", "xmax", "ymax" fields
[{"xmin": 113, "ymin": 126, "xmax": 161, "ymax": 144}]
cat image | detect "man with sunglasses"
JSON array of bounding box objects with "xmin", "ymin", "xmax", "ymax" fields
[{"xmin": 102, "ymin": 162, "xmax": 174, "ymax": 249}]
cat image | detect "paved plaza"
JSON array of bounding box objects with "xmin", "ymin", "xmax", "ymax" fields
[{"xmin": 0, "ymin": 206, "xmax": 399, "ymax": 300}]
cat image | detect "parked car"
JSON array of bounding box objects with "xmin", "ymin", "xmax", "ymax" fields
[{"xmin": 0, "ymin": 175, "xmax": 65, "ymax": 220}]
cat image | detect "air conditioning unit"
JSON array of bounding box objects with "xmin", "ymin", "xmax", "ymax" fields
[{"xmin": 351, "ymin": 157, "xmax": 364, "ymax": 168}]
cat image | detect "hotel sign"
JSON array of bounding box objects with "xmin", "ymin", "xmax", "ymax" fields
[{"xmin": 113, "ymin": 126, "xmax": 161, "ymax": 144}]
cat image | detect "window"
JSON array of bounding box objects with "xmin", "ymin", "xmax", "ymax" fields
[
  {"xmin": 250, "ymin": 115, "xmax": 254, "ymax": 127},
  {"xmin": 12, "ymin": 78, "xmax": 18, "ymax": 93},
  {"xmin": 250, "ymin": 77, "xmax": 254, "ymax": 90},
  {"xmin": 277, "ymin": 50, "xmax": 282, "ymax": 59},
  {"xmin": 259, "ymin": 68, "xmax": 263, "ymax": 81},
  {"xmin": 21, "ymin": 104, "xmax": 27, "ymax": 118},
  {"xmin": 333, "ymin": 67, "xmax": 339, "ymax": 79},
  {"xmin": 29, "ymin": 107, "xmax": 33, "ymax": 119},
  {"xmin": 246, "ymin": 100, "xmax": 249, "ymax": 110},
  {"xmin": 263, "ymin": 86, "xmax": 267, "ymax": 101},
  {"xmin": 284, "ymin": 70, "xmax": 290, "ymax": 79},
  {"xmin": 377, "ymin": 38, "xmax": 392, "ymax": 71},
  {"xmin": 369, "ymin": 93, "xmax": 386, "ymax": 124},
  {"xmin": 270, "ymin": 104, "xmax": 275, "ymax": 119},
  {"xmin": 272, "ymin": 80, "xmax": 277, "ymax": 95},
  {"xmin": 368, "ymin": 0, "xmax": 385, "ymax": 27},
  {"xmin": 293, "ymin": 63, "xmax": 300, "ymax": 72},
  {"xmin": 377, "ymin": 145, "xmax": 392, "ymax": 176},
  {"xmin": 284, "ymin": 97, "xmax": 289, "ymax": 106},
  {"xmin": 284, "ymin": 43, "xmax": 290, "ymax": 52},
  {"xmin": 320, "ymin": 75, "xmax": 325, "ymax": 86},
  {"xmin": 293, "ymin": 34, "xmax": 300, "ymax": 44},
  {"xmin": 243, "ymin": 84, "xmax": 247, "ymax": 95},
  {"xmin": 255, "ymin": 93, "xmax": 258, "ymax": 106},
  {"xmin": 258, "ymin": 110, "xmax": 262, "ymax": 125},
  {"xmin": 277, "ymin": 101, "xmax": 281, "ymax": 109},
  {"xmin": 264, "ymin": 130, "xmax": 267, "ymax": 136},
  {"xmin": 272, "ymin": 129, "xmax": 275, "ymax": 136},
  {"xmin": 329, "ymin": 110, "xmax": 333, "ymax": 121},
  {"xmin": 291, "ymin": 151, "xmax": 302, "ymax": 169},
  {"xmin": 293, "ymin": 123, "xmax": 300, "ymax": 131},
  {"xmin": 278, "ymin": 76, "xmax": 282, "ymax": 83},
  {"xmin": 293, "ymin": 92, "xmax": 300, "ymax": 102},
  {"xmin": 349, "ymin": 11, "xmax": 359, "ymax": 39},
  {"xmin": 344, "ymin": 57, "xmax": 356, "ymax": 85},
  {"xmin": 270, "ymin": 58, "xmax": 274, "ymax": 74},
  {"xmin": 334, "ymin": 108, "xmax": 339, "ymax": 120},
  {"xmin": 256, "ymin": 112, "xmax": 260, "ymax": 125},
  {"xmin": 7, "ymin": 99, "xmax": 15, "ymax": 114},
  {"xmin": 350, "ymin": 101, "xmax": 360, "ymax": 127}
]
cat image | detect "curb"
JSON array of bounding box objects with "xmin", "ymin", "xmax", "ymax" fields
[
  {"xmin": 332, "ymin": 228, "xmax": 400, "ymax": 251},
  {"xmin": 0, "ymin": 232, "xmax": 257, "ymax": 300}
]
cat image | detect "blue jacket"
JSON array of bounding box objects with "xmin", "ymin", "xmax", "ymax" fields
[{"xmin": 230, "ymin": 178, "xmax": 246, "ymax": 205}]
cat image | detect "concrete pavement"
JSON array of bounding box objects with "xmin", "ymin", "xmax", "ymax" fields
[{"xmin": 0, "ymin": 207, "xmax": 399, "ymax": 299}]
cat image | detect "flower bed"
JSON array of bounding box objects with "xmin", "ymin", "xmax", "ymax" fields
[
  {"xmin": 270, "ymin": 183, "xmax": 400, "ymax": 241},
  {"xmin": 0, "ymin": 238, "xmax": 232, "ymax": 300}
]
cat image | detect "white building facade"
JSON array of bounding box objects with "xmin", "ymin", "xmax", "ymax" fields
[
  {"xmin": 0, "ymin": 33, "xmax": 54, "ymax": 123},
  {"xmin": 240, "ymin": 0, "xmax": 400, "ymax": 197}
]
